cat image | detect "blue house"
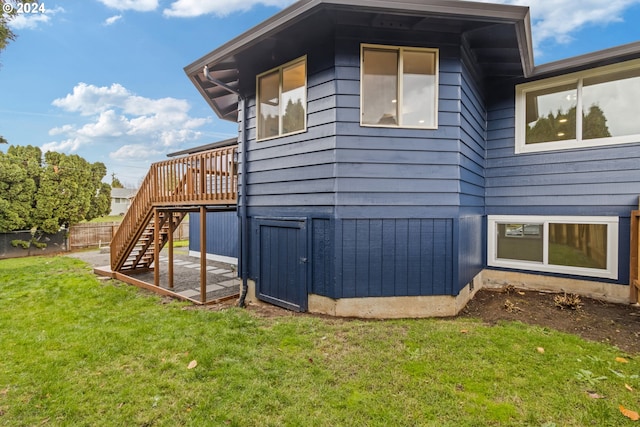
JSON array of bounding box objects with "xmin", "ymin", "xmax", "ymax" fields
[{"xmin": 183, "ymin": 0, "xmax": 640, "ymax": 316}]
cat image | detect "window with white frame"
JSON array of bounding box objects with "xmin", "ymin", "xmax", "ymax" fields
[
  {"xmin": 257, "ymin": 56, "xmax": 307, "ymax": 141},
  {"xmin": 361, "ymin": 44, "xmax": 438, "ymax": 129},
  {"xmin": 487, "ymin": 215, "xmax": 618, "ymax": 279},
  {"xmin": 515, "ymin": 59, "xmax": 640, "ymax": 153}
]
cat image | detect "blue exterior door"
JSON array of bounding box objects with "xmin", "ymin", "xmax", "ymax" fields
[{"xmin": 256, "ymin": 218, "xmax": 308, "ymax": 311}]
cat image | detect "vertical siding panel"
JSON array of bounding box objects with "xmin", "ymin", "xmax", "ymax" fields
[
  {"xmin": 432, "ymin": 219, "xmax": 448, "ymax": 294},
  {"xmin": 334, "ymin": 219, "xmax": 344, "ymax": 298},
  {"xmin": 287, "ymin": 227, "xmax": 298, "ymax": 303},
  {"xmin": 368, "ymin": 219, "xmax": 383, "ymax": 297},
  {"xmin": 407, "ymin": 219, "xmax": 422, "ymax": 295},
  {"xmin": 446, "ymin": 220, "xmax": 454, "ymax": 294},
  {"xmin": 195, "ymin": 211, "xmax": 238, "ymax": 259},
  {"xmin": 331, "ymin": 218, "xmax": 457, "ymax": 297},
  {"xmin": 312, "ymin": 218, "xmax": 332, "ymax": 296},
  {"xmin": 355, "ymin": 219, "xmax": 370, "ymax": 297},
  {"xmin": 381, "ymin": 219, "xmax": 396, "ymax": 297},
  {"xmin": 420, "ymin": 219, "xmax": 435, "ymax": 295},
  {"xmin": 394, "ymin": 219, "xmax": 409, "ymax": 295},
  {"xmin": 341, "ymin": 219, "xmax": 357, "ymax": 298},
  {"xmin": 456, "ymin": 216, "xmax": 484, "ymax": 292},
  {"xmin": 269, "ymin": 227, "xmax": 278, "ymax": 298}
]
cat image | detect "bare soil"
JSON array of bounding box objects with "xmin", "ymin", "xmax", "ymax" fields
[
  {"xmin": 459, "ymin": 288, "xmax": 640, "ymax": 354},
  {"xmin": 205, "ymin": 288, "xmax": 640, "ymax": 354}
]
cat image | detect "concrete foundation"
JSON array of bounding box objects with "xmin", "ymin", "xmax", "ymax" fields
[{"xmin": 243, "ymin": 269, "xmax": 633, "ymax": 318}]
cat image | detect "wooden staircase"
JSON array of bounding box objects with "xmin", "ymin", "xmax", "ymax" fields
[
  {"xmin": 120, "ymin": 211, "xmax": 187, "ymax": 272},
  {"xmin": 110, "ymin": 145, "xmax": 238, "ymax": 274}
]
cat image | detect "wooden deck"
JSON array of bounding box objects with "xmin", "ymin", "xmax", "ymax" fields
[{"xmin": 107, "ymin": 145, "xmax": 238, "ymax": 304}]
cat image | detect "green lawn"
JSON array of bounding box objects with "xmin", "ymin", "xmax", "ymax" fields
[{"xmin": 0, "ymin": 256, "xmax": 638, "ymax": 426}]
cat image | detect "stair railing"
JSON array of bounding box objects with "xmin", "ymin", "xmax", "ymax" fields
[{"xmin": 110, "ymin": 145, "xmax": 238, "ymax": 271}]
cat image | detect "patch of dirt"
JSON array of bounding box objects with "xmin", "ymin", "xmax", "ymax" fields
[
  {"xmin": 459, "ymin": 288, "xmax": 640, "ymax": 354},
  {"xmin": 193, "ymin": 288, "xmax": 640, "ymax": 354}
]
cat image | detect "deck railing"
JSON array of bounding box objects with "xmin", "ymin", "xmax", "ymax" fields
[{"xmin": 110, "ymin": 146, "xmax": 237, "ymax": 270}]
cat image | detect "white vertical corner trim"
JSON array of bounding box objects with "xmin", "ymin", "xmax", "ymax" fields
[{"xmin": 487, "ymin": 215, "xmax": 619, "ymax": 280}]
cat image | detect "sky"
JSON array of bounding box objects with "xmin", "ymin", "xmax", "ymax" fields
[{"xmin": 1, "ymin": 0, "xmax": 640, "ymax": 187}]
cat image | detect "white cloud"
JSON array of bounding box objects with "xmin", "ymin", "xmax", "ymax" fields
[
  {"xmin": 104, "ymin": 15, "xmax": 123, "ymax": 26},
  {"xmin": 163, "ymin": 0, "xmax": 295, "ymax": 17},
  {"xmin": 47, "ymin": 83, "xmax": 213, "ymax": 161},
  {"xmin": 52, "ymin": 83, "xmax": 130, "ymax": 116},
  {"xmin": 42, "ymin": 138, "xmax": 82, "ymax": 153},
  {"xmin": 7, "ymin": 6, "xmax": 64, "ymax": 30},
  {"xmin": 474, "ymin": 0, "xmax": 640, "ymax": 50},
  {"xmin": 110, "ymin": 144, "xmax": 162, "ymax": 161},
  {"xmin": 97, "ymin": 0, "xmax": 158, "ymax": 12}
]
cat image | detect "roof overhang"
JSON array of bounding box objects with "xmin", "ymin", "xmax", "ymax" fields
[
  {"xmin": 185, "ymin": 0, "xmax": 534, "ymax": 122},
  {"xmin": 530, "ymin": 40, "xmax": 640, "ymax": 80},
  {"xmin": 166, "ymin": 138, "xmax": 238, "ymax": 157}
]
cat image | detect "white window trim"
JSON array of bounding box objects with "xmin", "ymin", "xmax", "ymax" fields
[
  {"xmin": 256, "ymin": 56, "xmax": 307, "ymax": 142},
  {"xmin": 360, "ymin": 43, "xmax": 439, "ymax": 130},
  {"xmin": 487, "ymin": 215, "xmax": 618, "ymax": 280},
  {"xmin": 515, "ymin": 58, "xmax": 640, "ymax": 154}
]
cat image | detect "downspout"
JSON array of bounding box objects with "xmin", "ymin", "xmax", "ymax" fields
[{"xmin": 203, "ymin": 65, "xmax": 250, "ymax": 308}]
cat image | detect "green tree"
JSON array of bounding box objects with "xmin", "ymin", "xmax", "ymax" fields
[
  {"xmin": 87, "ymin": 163, "xmax": 111, "ymax": 221},
  {"xmin": 111, "ymin": 172, "xmax": 124, "ymax": 188},
  {"xmin": 0, "ymin": 1, "xmax": 36, "ymax": 56},
  {"xmin": 282, "ymin": 99, "xmax": 305, "ymax": 134},
  {"xmin": 526, "ymin": 104, "xmax": 610, "ymax": 144},
  {"xmin": 34, "ymin": 152, "xmax": 94, "ymax": 232},
  {"xmin": 0, "ymin": 145, "xmax": 40, "ymax": 231},
  {"xmin": 0, "ymin": 144, "xmax": 110, "ymax": 234},
  {"xmin": 582, "ymin": 104, "xmax": 611, "ymax": 140},
  {"xmin": 0, "ymin": 136, "xmax": 7, "ymax": 144}
]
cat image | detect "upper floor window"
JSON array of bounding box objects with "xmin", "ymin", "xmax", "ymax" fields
[
  {"xmin": 516, "ymin": 59, "xmax": 640, "ymax": 153},
  {"xmin": 257, "ymin": 56, "xmax": 307, "ymax": 141},
  {"xmin": 361, "ymin": 44, "xmax": 438, "ymax": 129}
]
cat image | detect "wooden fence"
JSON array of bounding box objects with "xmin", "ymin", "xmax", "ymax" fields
[{"xmin": 69, "ymin": 221, "xmax": 189, "ymax": 250}]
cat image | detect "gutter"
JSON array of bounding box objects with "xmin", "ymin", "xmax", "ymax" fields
[{"xmin": 203, "ymin": 66, "xmax": 250, "ymax": 308}]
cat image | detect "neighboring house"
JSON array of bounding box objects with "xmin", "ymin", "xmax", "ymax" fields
[
  {"xmin": 110, "ymin": 188, "xmax": 136, "ymax": 216},
  {"xmin": 183, "ymin": 0, "xmax": 640, "ymax": 316}
]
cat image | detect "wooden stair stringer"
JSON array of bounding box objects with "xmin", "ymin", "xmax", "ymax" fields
[{"xmin": 119, "ymin": 210, "xmax": 188, "ymax": 273}]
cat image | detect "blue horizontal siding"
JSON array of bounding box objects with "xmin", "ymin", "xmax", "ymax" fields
[
  {"xmin": 487, "ymin": 89, "xmax": 640, "ymax": 216},
  {"xmin": 241, "ymin": 46, "xmax": 338, "ymax": 210},
  {"xmin": 486, "ymin": 88, "xmax": 640, "ymax": 283}
]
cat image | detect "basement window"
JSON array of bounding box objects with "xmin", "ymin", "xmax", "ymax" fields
[
  {"xmin": 257, "ymin": 56, "xmax": 307, "ymax": 141},
  {"xmin": 361, "ymin": 44, "xmax": 439, "ymax": 129},
  {"xmin": 487, "ymin": 215, "xmax": 618, "ymax": 279}
]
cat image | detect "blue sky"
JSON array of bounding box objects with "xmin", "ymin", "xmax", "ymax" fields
[{"xmin": 1, "ymin": 0, "xmax": 640, "ymax": 187}]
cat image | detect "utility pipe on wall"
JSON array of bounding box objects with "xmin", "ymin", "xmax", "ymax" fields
[{"xmin": 203, "ymin": 65, "xmax": 250, "ymax": 307}]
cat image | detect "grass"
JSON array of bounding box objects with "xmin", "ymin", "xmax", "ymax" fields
[
  {"xmin": 86, "ymin": 215, "xmax": 123, "ymax": 223},
  {"xmin": 1, "ymin": 257, "xmax": 639, "ymax": 426},
  {"xmin": 172, "ymin": 239, "xmax": 189, "ymax": 248}
]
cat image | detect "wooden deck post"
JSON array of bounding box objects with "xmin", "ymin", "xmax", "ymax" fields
[
  {"xmin": 168, "ymin": 210, "xmax": 174, "ymax": 289},
  {"xmin": 154, "ymin": 208, "xmax": 160, "ymax": 287},
  {"xmin": 200, "ymin": 206, "xmax": 207, "ymax": 303}
]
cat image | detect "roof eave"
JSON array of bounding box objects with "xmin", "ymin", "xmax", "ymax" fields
[
  {"xmin": 184, "ymin": 0, "xmax": 535, "ymax": 121},
  {"xmin": 531, "ymin": 40, "xmax": 640, "ymax": 78},
  {"xmin": 185, "ymin": 0, "xmax": 533, "ymax": 76}
]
